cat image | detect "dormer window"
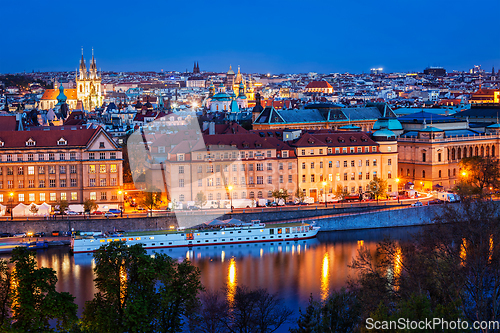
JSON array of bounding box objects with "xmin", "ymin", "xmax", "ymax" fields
[
  {"xmin": 26, "ymin": 138, "xmax": 36, "ymax": 146},
  {"xmin": 308, "ymin": 138, "xmax": 315, "ymax": 144},
  {"xmin": 0, "ymin": 140, "xmax": 4, "ymax": 147},
  {"xmin": 361, "ymin": 136, "xmax": 368, "ymax": 142},
  {"xmin": 57, "ymin": 137, "xmax": 67, "ymax": 146},
  {"xmin": 325, "ymin": 137, "xmax": 332, "ymax": 143},
  {"xmin": 255, "ymin": 143, "xmax": 262, "ymax": 148},
  {"xmin": 338, "ymin": 137, "xmax": 345, "ymax": 143},
  {"xmin": 350, "ymin": 137, "xmax": 357, "ymax": 142}
]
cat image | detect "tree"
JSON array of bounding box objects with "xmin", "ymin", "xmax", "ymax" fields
[
  {"xmin": 271, "ymin": 189, "xmax": 288, "ymax": 204},
  {"xmin": 367, "ymin": 177, "xmax": 387, "ymax": 202},
  {"xmin": 56, "ymin": 199, "xmax": 69, "ymax": 215},
  {"xmin": 0, "ymin": 260, "xmax": 10, "ymax": 330},
  {"xmin": 295, "ymin": 188, "xmax": 306, "ymax": 203},
  {"xmin": 83, "ymin": 199, "xmax": 98, "ymax": 217},
  {"xmin": 81, "ymin": 241, "xmax": 203, "ymax": 333},
  {"xmin": 195, "ymin": 191, "xmax": 207, "ymax": 208},
  {"xmin": 139, "ymin": 187, "xmax": 162, "ymax": 217},
  {"xmin": 334, "ymin": 184, "xmax": 348, "ymax": 201},
  {"xmin": 8, "ymin": 247, "xmax": 78, "ymax": 332},
  {"xmin": 456, "ymin": 156, "xmax": 500, "ymax": 198}
]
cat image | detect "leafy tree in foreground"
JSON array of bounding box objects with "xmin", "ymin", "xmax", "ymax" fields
[
  {"xmin": 367, "ymin": 176, "xmax": 387, "ymax": 202},
  {"xmin": 8, "ymin": 247, "xmax": 78, "ymax": 332},
  {"xmin": 139, "ymin": 187, "xmax": 162, "ymax": 216},
  {"xmin": 83, "ymin": 199, "xmax": 98, "ymax": 217},
  {"xmin": 195, "ymin": 191, "xmax": 207, "ymax": 208},
  {"xmin": 81, "ymin": 241, "xmax": 203, "ymax": 333},
  {"xmin": 456, "ymin": 156, "xmax": 500, "ymax": 198},
  {"xmin": 0, "ymin": 260, "xmax": 10, "ymax": 330}
]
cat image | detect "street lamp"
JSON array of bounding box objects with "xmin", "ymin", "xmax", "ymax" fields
[
  {"xmin": 322, "ymin": 181, "xmax": 327, "ymax": 208},
  {"xmin": 395, "ymin": 178, "xmax": 400, "ymax": 203},
  {"xmin": 118, "ymin": 190, "xmax": 123, "ymax": 217},
  {"xmin": 9, "ymin": 192, "xmax": 14, "ymax": 220},
  {"xmin": 227, "ymin": 185, "xmax": 233, "ymax": 212}
]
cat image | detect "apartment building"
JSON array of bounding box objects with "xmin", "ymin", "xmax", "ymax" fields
[{"xmin": 0, "ymin": 126, "xmax": 123, "ymax": 213}]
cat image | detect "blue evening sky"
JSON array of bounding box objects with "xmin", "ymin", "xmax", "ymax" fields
[{"xmin": 1, "ymin": 0, "xmax": 499, "ymax": 74}]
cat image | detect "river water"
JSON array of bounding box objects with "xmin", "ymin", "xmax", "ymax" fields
[{"xmin": 0, "ymin": 225, "xmax": 425, "ymax": 329}]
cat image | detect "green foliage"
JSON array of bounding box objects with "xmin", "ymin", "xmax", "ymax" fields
[
  {"xmin": 334, "ymin": 184, "xmax": 348, "ymax": 201},
  {"xmin": 271, "ymin": 189, "xmax": 288, "ymax": 202},
  {"xmin": 456, "ymin": 156, "xmax": 500, "ymax": 198},
  {"xmin": 295, "ymin": 188, "xmax": 306, "ymax": 203},
  {"xmin": 368, "ymin": 176, "xmax": 387, "ymax": 201},
  {"xmin": 0, "ymin": 260, "xmax": 11, "ymax": 330},
  {"xmin": 139, "ymin": 187, "xmax": 162, "ymax": 216},
  {"xmin": 8, "ymin": 247, "xmax": 78, "ymax": 332},
  {"xmin": 56, "ymin": 199, "xmax": 69, "ymax": 214},
  {"xmin": 29, "ymin": 204, "xmax": 38, "ymax": 215},
  {"xmin": 83, "ymin": 199, "xmax": 98, "ymax": 214},
  {"xmin": 195, "ymin": 191, "xmax": 207, "ymax": 208},
  {"xmin": 81, "ymin": 241, "xmax": 203, "ymax": 333},
  {"xmin": 0, "ymin": 74, "xmax": 50, "ymax": 90}
]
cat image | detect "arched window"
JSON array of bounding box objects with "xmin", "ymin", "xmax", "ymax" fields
[
  {"xmin": 249, "ymin": 191, "xmax": 254, "ymax": 198},
  {"xmin": 470, "ymin": 147, "xmax": 473, "ymax": 156},
  {"xmin": 448, "ymin": 169, "xmax": 451, "ymax": 177},
  {"xmin": 439, "ymin": 170, "xmax": 442, "ymax": 178},
  {"xmin": 407, "ymin": 169, "xmax": 410, "ymax": 176},
  {"xmin": 486, "ymin": 146, "xmax": 490, "ymax": 156},
  {"xmin": 481, "ymin": 146, "xmax": 484, "ymax": 156},
  {"xmin": 493, "ymin": 145, "xmax": 496, "ymax": 157},
  {"xmin": 257, "ymin": 191, "xmax": 263, "ymax": 198},
  {"xmin": 422, "ymin": 170, "xmax": 425, "ymax": 178},
  {"xmin": 463, "ymin": 147, "xmax": 467, "ymax": 158},
  {"xmin": 447, "ymin": 148, "xmax": 450, "ymax": 160},
  {"xmin": 451, "ymin": 148, "xmax": 456, "ymax": 160},
  {"xmin": 453, "ymin": 169, "xmax": 456, "ymax": 176},
  {"xmin": 457, "ymin": 148, "xmax": 461, "ymax": 159},
  {"xmin": 475, "ymin": 147, "xmax": 479, "ymax": 156}
]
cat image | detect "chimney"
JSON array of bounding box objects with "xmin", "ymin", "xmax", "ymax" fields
[{"xmin": 209, "ymin": 122, "xmax": 215, "ymax": 135}]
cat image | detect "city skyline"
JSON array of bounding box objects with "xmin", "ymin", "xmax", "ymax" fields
[{"xmin": 1, "ymin": 0, "xmax": 499, "ymax": 74}]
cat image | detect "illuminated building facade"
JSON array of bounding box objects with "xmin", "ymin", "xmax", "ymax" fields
[{"xmin": 76, "ymin": 49, "xmax": 103, "ymax": 111}]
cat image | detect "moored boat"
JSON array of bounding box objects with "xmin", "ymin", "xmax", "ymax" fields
[{"xmin": 71, "ymin": 220, "xmax": 320, "ymax": 254}]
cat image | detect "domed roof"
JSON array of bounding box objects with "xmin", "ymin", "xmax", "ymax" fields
[
  {"xmin": 227, "ymin": 65, "xmax": 235, "ymax": 75},
  {"xmin": 487, "ymin": 123, "xmax": 500, "ymax": 129},
  {"xmin": 373, "ymin": 117, "xmax": 403, "ymax": 130},
  {"xmin": 372, "ymin": 128, "xmax": 396, "ymax": 140},
  {"xmin": 56, "ymin": 84, "xmax": 67, "ymax": 104},
  {"xmin": 339, "ymin": 124, "xmax": 361, "ymax": 131}
]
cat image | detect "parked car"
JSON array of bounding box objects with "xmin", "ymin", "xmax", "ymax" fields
[
  {"xmin": 108, "ymin": 209, "xmax": 121, "ymax": 214},
  {"xmin": 0, "ymin": 233, "xmax": 13, "ymax": 238},
  {"xmin": 411, "ymin": 201, "xmax": 423, "ymax": 207},
  {"xmin": 104, "ymin": 212, "xmax": 117, "ymax": 218},
  {"xmin": 51, "ymin": 231, "xmax": 60, "ymax": 237},
  {"xmin": 188, "ymin": 206, "xmax": 200, "ymax": 210},
  {"xmin": 92, "ymin": 211, "xmax": 104, "ymax": 215},
  {"xmin": 137, "ymin": 207, "xmax": 145, "ymax": 211},
  {"xmin": 34, "ymin": 232, "xmax": 46, "ymax": 237},
  {"xmin": 14, "ymin": 233, "xmax": 26, "ymax": 238},
  {"xmin": 66, "ymin": 211, "xmax": 79, "ymax": 215},
  {"xmin": 428, "ymin": 199, "xmax": 444, "ymax": 205}
]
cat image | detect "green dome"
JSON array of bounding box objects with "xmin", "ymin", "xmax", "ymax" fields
[
  {"xmin": 372, "ymin": 128, "xmax": 396, "ymax": 140},
  {"xmin": 419, "ymin": 126, "xmax": 443, "ymax": 132},
  {"xmin": 56, "ymin": 84, "xmax": 67, "ymax": 105},
  {"xmin": 373, "ymin": 117, "xmax": 403, "ymax": 130}
]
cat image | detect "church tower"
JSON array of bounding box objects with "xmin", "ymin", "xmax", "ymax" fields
[{"xmin": 76, "ymin": 48, "xmax": 103, "ymax": 111}]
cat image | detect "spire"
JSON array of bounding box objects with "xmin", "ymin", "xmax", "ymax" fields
[{"xmin": 79, "ymin": 47, "xmax": 87, "ymax": 79}]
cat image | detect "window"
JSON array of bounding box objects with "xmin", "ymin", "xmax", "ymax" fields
[
  {"xmin": 6, "ymin": 155, "xmax": 11, "ymax": 162},
  {"xmin": 258, "ymin": 191, "xmax": 263, "ymax": 198},
  {"xmin": 343, "ymin": 161, "xmax": 347, "ymax": 167},
  {"xmin": 422, "ymin": 153, "xmax": 426, "ymax": 162},
  {"xmin": 388, "ymin": 171, "xmax": 392, "ymax": 179},
  {"xmin": 366, "ymin": 172, "xmax": 370, "ymax": 180},
  {"xmin": 39, "ymin": 193, "xmax": 45, "ymax": 202},
  {"xmin": 302, "ymin": 162, "xmax": 306, "ymax": 170},
  {"xmin": 267, "ymin": 176, "xmax": 273, "ymax": 184},
  {"xmin": 249, "ymin": 164, "xmax": 254, "ymax": 171},
  {"xmin": 267, "ymin": 151, "xmax": 272, "ymax": 158},
  {"xmin": 279, "ymin": 175, "xmax": 283, "ymax": 183},
  {"xmin": 100, "ymin": 179, "xmax": 106, "ymax": 187},
  {"xmin": 17, "ymin": 154, "xmax": 23, "ymax": 161},
  {"xmin": 70, "ymin": 165, "xmax": 76, "ymax": 174},
  {"xmin": 50, "ymin": 193, "xmax": 56, "ymax": 201},
  {"xmin": 70, "ymin": 152, "xmax": 76, "ymax": 160},
  {"xmin": 439, "ymin": 170, "xmax": 442, "ymax": 178},
  {"xmin": 100, "ymin": 165, "xmax": 106, "ymax": 173},
  {"xmin": 366, "ymin": 160, "xmax": 369, "ymax": 167},
  {"xmin": 49, "ymin": 166, "xmax": 55, "ymax": 174},
  {"xmin": 71, "ymin": 179, "xmax": 77, "ymax": 187},
  {"xmin": 373, "ymin": 171, "xmax": 377, "ymax": 178},
  {"xmin": 351, "ymin": 173, "xmax": 355, "ymax": 181},
  {"xmin": 89, "ymin": 179, "xmax": 96, "ymax": 187},
  {"xmin": 18, "ymin": 167, "xmax": 23, "ymax": 175},
  {"xmin": 388, "ymin": 159, "xmax": 392, "ymax": 166},
  {"xmin": 28, "ymin": 179, "xmax": 34, "ymax": 188},
  {"xmin": 288, "ymin": 162, "xmax": 293, "ymax": 170},
  {"xmin": 49, "ymin": 153, "xmax": 54, "ymax": 161},
  {"xmin": 90, "ymin": 192, "xmax": 97, "ymax": 200},
  {"xmin": 198, "ymin": 179, "xmax": 202, "ymax": 187},
  {"xmin": 336, "ymin": 161, "xmax": 340, "ymax": 168},
  {"xmin": 100, "ymin": 152, "xmax": 106, "ymax": 160},
  {"xmin": 373, "ymin": 159, "xmax": 377, "ymax": 166},
  {"xmin": 18, "ymin": 180, "xmax": 24, "ymax": 188},
  {"xmin": 18, "ymin": 194, "xmax": 24, "ymax": 202},
  {"xmin": 101, "ymin": 192, "xmax": 107, "ymax": 200},
  {"xmin": 249, "ymin": 176, "xmax": 254, "ymax": 184},
  {"xmin": 57, "ymin": 138, "xmax": 67, "ymax": 145},
  {"xmin": 71, "ymin": 192, "xmax": 77, "ymax": 201},
  {"xmin": 311, "ymin": 162, "xmax": 315, "ymax": 169},
  {"xmin": 319, "ymin": 149, "xmax": 323, "ymax": 155},
  {"xmin": 207, "ymin": 178, "xmax": 213, "ymax": 186},
  {"xmin": 99, "ymin": 142, "xmax": 105, "ymax": 149},
  {"xmin": 282, "ymin": 151, "xmax": 289, "ymax": 158},
  {"xmin": 358, "ymin": 172, "xmax": 363, "ymax": 180},
  {"xmin": 38, "ymin": 166, "xmax": 44, "ymax": 174},
  {"xmin": 257, "ymin": 176, "xmax": 263, "ymax": 184},
  {"xmin": 438, "ymin": 153, "xmax": 442, "ymax": 162},
  {"xmin": 372, "ymin": 146, "xmax": 376, "ymax": 152},
  {"xmin": 7, "ymin": 180, "xmax": 13, "ymax": 189},
  {"xmin": 207, "ymin": 165, "xmax": 213, "ymax": 173},
  {"xmin": 351, "ymin": 161, "xmax": 355, "ymax": 167},
  {"xmin": 28, "ymin": 166, "xmax": 34, "ymax": 175},
  {"xmin": 60, "ymin": 166, "xmax": 66, "ymax": 174},
  {"xmin": 257, "ymin": 163, "xmax": 263, "ymax": 171},
  {"xmin": 302, "ymin": 175, "xmax": 306, "ymax": 183},
  {"xmin": 177, "ymin": 154, "xmax": 184, "ymax": 161},
  {"xmin": 216, "ymin": 178, "xmax": 221, "ymax": 186},
  {"xmin": 179, "ymin": 166, "xmax": 184, "ymax": 174},
  {"xmin": 49, "ymin": 179, "xmax": 56, "ymax": 188},
  {"xmin": 60, "ymin": 153, "xmax": 65, "ymax": 161},
  {"xmin": 288, "ymin": 175, "xmax": 293, "ymax": 183},
  {"xmin": 344, "ymin": 173, "xmax": 348, "ymax": 181},
  {"xmin": 216, "ymin": 165, "xmax": 221, "ymax": 172},
  {"xmin": 365, "ymin": 147, "xmax": 369, "ymax": 153},
  {"xmin": 310, "ymin": 149, "xmax": 314, "ymax": 155},
  {"xmin": 60, "ymin": 179, "xmax": 66, "ymax": 187},
  {"xmin": 28, "ymin": 154, "xmax": 33, "ymax": 161},
  {"xmin": 39, "ymin": 180, "xmax": 45, "ymax": 188},
  {"xmin": 179, "ymin": 179, "xmax": 184, "ymax": 187},
  {"xmin": 267, "ymin": 163, "xmax": 272, "ymax": 171},
  {"xmin": 89, "ymin": 153, "xmax": 95, "ymax": 160},
  {"xmin": 89, "ymin": 165, "xmax": 96, "ymax": 173},
  {"xmin": 60, "ymin": 193, "xmax": 67, "ymax": 201},
  {"xmin": 422, "ymin": 170, "xmax": 426, "ymax": 178},
  {"xmin": 311, "ymin": 174, "xmax": 315, "ymax": 182},
  {"xmin": 38, "ymin": 154, "xmax": 44, "ymax": 161},
  {"xmin": 301, "ymin": 149, "xmax": 306, "ymax": 156}
]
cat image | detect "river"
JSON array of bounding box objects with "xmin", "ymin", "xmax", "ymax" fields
[{"xmin": 0, "ymin": 225, "xmax": 425, "ymax": 330}]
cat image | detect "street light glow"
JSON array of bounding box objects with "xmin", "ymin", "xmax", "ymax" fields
[
  {"xmin": 395, "ymin": 178, "xmax": 400, "ymax": 183},
  {"xmin": 322, "ymin": 181, "xmax": 327, "ymax": 187},
  {"xmin": 462, "ymin": 172, "xmax": 467, "ymax": 176},
  {"xmin": 9, "ymin": 192, "xmax": 14, "ymax": 197},
  {"xmin": 228, "ymin": 185, "xmax": 233, "ymax": 191}
]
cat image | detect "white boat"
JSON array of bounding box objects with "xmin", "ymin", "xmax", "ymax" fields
[{"xmin": 71, "ymin": 220, "xmax": 320, "ymax": 254}]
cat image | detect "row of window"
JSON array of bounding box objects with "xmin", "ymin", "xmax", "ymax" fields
[
  {"xmin": 301, "ymin": 171, "xmax": 391, "ymax": 183},
  {"xmin": 2, "ymin": 152, "xmax": 117, "ymax": 162},
  {"xmin": 192, "ymin": 162, "xmax": 294, "ymax": 174},
  {"xmin": 89, "ymin": 178, "xmax": 118, "ymax": 187},
  {"xmin": 192, "ymin": 174, "xmax": 294, "ymax": 188},
  {"xmin": 0, "ymin": 191, "xmax": 117, "ymax": 203},
  {"xmin": 88, "ymin": 165, "xmax": 118, "ymax": 173},
  {"xmin": 194, "ymin": 151, "xmax": 290, "ymax": 161},
  {"xmin": 0, "ymin": 178, "xmax": 117, "ymax": 189},
  {"xmin": 300, "ymin": 146, "xmax": 380, "ymax": 156},
  {"xmin": 301, "ymin": 159, "xmax": 388, "ymax": 169},
  {"xmin": 1, "ymin": 165, "xmax": 77, "ymax": 176}
]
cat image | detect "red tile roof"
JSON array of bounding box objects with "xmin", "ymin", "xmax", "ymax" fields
[
  {"xmin": 305, "ymin": 81, "xmax": 333, "ymax": 89},
  {"xmin": 41, "ymin": 89, "xmax": 78, "ymax": 100},
  {"xmin": 0, "ymin": 116, "xmax": 18, "ymax": 131},
  {"xmin": 0, "ymin": 126, "xmax": 104, "ymax": 148}
]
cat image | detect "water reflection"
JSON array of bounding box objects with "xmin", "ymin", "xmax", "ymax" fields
[
  {"xmin": 227, "ymin": 257, "xmax": 237, "ymax": 306},
  {"xmin": 0, "ymin": 226, "xmax": 426, "ymax": 316}
]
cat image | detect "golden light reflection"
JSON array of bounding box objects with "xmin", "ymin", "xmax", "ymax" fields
[
  {"xmin": 10, "ymin": 267, "xmax": 18, "ymax": 316},
  {"xmin": 393, "ymin": 247, "xmax": 402, "ymax": 291},
  {"xmin": 120, "ymin": 265, "xmax": 127, "ymax": 305},
  {"xmin": 320, "ymin": 252, "xmax": 330, "ymax": 302},
  {"xmin": 490, "ymin": 235, "xmax": 494, "ymax": 263},
  {"xmin": 358, "ymin": 240, "xmax": 364, "ymax": 248},
  {"xmin": 460, "ymin": 238, "xmax": 467, "ymax": 266},
  {"xmin": 297, "ymin": 244, "xmax": 301, "ymax": 255},
  {"xmin": 227, "ymin": 257, "xmax": 237, "ymax": 306},
  {"xmin": 260, "ymin": 248, "xmax": 263, "ymax": 258},
  {"xmin": 221, "ymin": 250, "xmax": 225, "ymax": 262}
]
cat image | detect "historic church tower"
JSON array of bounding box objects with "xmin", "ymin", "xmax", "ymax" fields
[{"xmin": 76, "ymin": 49, "xmax": 103, "ymax": 111}]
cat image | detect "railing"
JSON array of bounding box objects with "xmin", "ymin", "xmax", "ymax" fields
[{"xmin": 398, "ymin": 132, "xmax": 500, "ymax": 143}]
